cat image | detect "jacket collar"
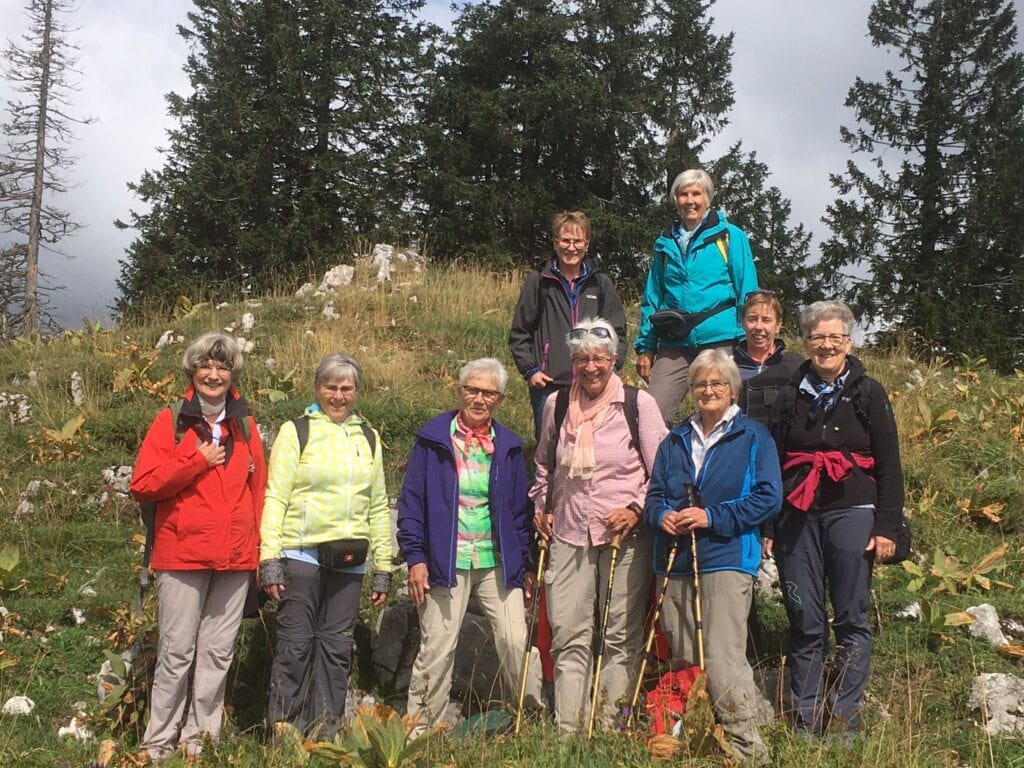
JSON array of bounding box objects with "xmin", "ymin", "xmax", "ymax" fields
[
  {"xmin": 180, "ymin": 385, "xmax": 249, "ymax": 422},
  {"xmin": 733, "ymin": 339, "xmax": 789, "ymax": 370},
  {"xmin": 417, "ymin": 410, "xmax": 522, "ymax": 457}
]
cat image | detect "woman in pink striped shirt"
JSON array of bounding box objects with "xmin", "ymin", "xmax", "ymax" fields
[{"xmin": 530, "ymin": 317, "xmax": 668, "ymax": 732}]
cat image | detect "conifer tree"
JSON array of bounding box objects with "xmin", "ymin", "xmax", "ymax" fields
[
  {"xmin": 0, "ymin": 0, "xmax": 92, "ymax": 337},
  {"xmin": 821, "ymin": 0, "xmax": 1024, "ymax": 369},
  {"xmin": 116, "ymin": 0, "xmax": 429, "ymax": 314}
]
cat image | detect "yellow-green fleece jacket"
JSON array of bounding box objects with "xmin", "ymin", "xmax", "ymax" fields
[{"xmin": 260, "ymin": 407, "xmax": 393, "ymax": 571}]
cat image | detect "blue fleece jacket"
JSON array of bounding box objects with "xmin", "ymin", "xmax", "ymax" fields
[
  {"xmin": 396, "ymin": 411, "xmax": 533, "ymax": 590},
  {"xmin": 644, "ymin": 412, "xmax": 781, "ymax": 577},
  {"xmin": 635, "ymin": 209, "xmax": 759, "ymax": 353}
]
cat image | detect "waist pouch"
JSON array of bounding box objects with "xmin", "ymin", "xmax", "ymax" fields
[
  {"xmin": 650, "ymin": 299, "xmax": 736, "ymax": 341},
  {"xmin": 318, "ymin": 538, "xmax": 370, "ymax": 569}
]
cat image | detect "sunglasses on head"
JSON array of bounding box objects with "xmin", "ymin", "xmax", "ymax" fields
[{"xmin": 569, "ymin": 326, "xmax": 613, "ymax": 341}]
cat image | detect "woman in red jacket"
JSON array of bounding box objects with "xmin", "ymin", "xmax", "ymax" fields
[{"xmin": 131, "ymin": 332, "xmax": 266, "ymax": 762}]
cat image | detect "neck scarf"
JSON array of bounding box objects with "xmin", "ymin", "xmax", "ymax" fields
[
  {"xmin": 455, "ymin": 411, "xmax": 494, "ymax": 455},
  {"xmin": 198, "ymin": 394, "xmax": 226, "ymax": 420},
  {"xmin": 562, "ymin": 373, "xmax": 623, "ymax": 479},
  {"xmin": 800, "ymin": 364, "xmax": 850, "ymax": 421}
]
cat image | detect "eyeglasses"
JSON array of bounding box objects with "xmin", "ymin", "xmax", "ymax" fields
[
  {"xmin": 692, "ymin": 380, "xmax": 729, "ymax": 393},
  {"xmin": 569, "ymin": 327, "xmax": 613, "ymax": 341},
  {"xmin": 807, "ymin": 333, "xmax": 850, "ymax": 347},
  {"xmin": 746, "ymin": 289, "xmax": 779, "ymax": 300},
  {"xmin": 572, "ymin": 355, "xmax": 614, "ymax": 367},
  {"xmin": 556, "ymin": 238, "xmax": 587, "ymax": 249},
  {"xmin": 461, "ymin": 385, "xmax": 502, "ymax": 403},
  {"xmin": 320, "ymin": 383, "xmax": 356, "ymax": 396},
  {"xmin": 196, "ymin": 362, "xmax": 232, "ymax": 373}
]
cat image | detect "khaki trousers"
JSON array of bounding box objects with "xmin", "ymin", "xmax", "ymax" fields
[
  {"xmin": 142, "ymin": 569, "xmax": 250, "ymax": 756},
  {"xmin": 647, "ymin": 342, "xmax": 735, "ymax": 424},
  {"xmin": 407, "ymin": 566, "xmax": 542, "ymax": 732},
  {"xmin": 544, "ymin": 532, "xmax": 652, "ymax": 731},
  {"xmin": 662, "ymin": 570, "xmax": 768, "ymax": 763}
]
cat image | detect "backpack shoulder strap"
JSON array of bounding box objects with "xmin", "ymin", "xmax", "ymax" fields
[
  {"xmin": 359, "ymin": 422, "xmax": 377, "ymax": 457},
  {"xmin": 715, "ymin": 231, "xmax": 730, "ymax": 264},
  {"xmin": 623, "ymin": 385, "xmax": 648, "ymax": 477},
  {"xmin": 851, "ymin": 378, "xmax": 873, "ymax": 434},
  {"xmin": 168, "ymin": 399, "xmax": 184, "ymax": 442},
  {"xmin": 292, "ymin": 416, "xmax": 310, "ymax": 456},
  {"xmin": 543, "ymin": 388, "xmax": 572, "ymax": 513}
]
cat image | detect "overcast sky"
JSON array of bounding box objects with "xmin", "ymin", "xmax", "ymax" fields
[{"xmin": 1, "ymin": 0, "xmax": 1021, "ymax": 327}]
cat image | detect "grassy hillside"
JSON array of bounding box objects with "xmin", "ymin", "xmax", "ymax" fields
[{"xmin": 0, "ymin": 256, "xmax": 1022, "ymax": 767}]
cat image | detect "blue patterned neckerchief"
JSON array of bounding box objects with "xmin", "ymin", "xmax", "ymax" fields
[{"xmin": 798, "ymin": 364, "xmax": 851, "ymax": 421}]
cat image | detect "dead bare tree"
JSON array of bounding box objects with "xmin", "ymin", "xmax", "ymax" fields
[{"xmin": 0, "ymin": 0, "xmax": 93, "ymax": 336}]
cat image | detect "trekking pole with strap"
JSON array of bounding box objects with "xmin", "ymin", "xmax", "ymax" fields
[
  {"xmin": 514, "ymin": 536, "xmax": 548, "ymax": 736},
  {"xmin": 688, "ymin": 484, "xmax": 706, "ymax": 672},
  {"xmin": 628, "ymin": 532, "xmax": 679, "ymax": 727},
  {"xmin": 587, "ymin": 533, "xmax": 623, "ymax": 739}
]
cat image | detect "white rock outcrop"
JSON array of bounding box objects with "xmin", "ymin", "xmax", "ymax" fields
[
  {"xmin": 969, "ymin": 673, "xmax": 1024, "ymax": 735},
  {"xmin": 966, "ymin": 604, "xmax": 1009, "ymax": 648},
  {"xmin": 2, "ymin": 696, "xmax": 35, "ymax": 715}
]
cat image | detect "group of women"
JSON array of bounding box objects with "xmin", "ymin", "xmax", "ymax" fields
[{"xmin": 130, "ymin": 166, "xmax": 903, "ymax": 764}]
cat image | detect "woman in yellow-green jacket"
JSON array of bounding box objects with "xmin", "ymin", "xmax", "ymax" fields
[{"xmin": 260, "ymin": 353, "xmax": 393, "ymax": 740}]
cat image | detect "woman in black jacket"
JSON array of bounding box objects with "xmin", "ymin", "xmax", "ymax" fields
[
  {"xmin": 764, "ymin": 300, "xmax": 903, "ymax": 740},
  {"xmin": 508, "ymin": 211, "xmax": 627, "ymax": 440}
]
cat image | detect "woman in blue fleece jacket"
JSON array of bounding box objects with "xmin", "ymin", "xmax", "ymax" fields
[{"xmin": 644, "ymin": 349, "xmax": 781, "ymax": 766}]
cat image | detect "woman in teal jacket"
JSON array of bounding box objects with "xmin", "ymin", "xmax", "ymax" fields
[{"xmin": 635, "ymin": 169, "xmax": 759, "ymax": 424}]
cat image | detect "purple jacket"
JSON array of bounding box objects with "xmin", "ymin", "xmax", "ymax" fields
[{"xmin": 397, "ymin": 411, "xmax": 533, "ymax": 589}]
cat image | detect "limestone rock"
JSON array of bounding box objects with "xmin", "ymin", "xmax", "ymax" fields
[
  {"xmin": 966, "ymin": 604, "xmax": 1009, "ymax": 648},
  {"xmin": 968, "ymin": 673, "xmax": 1024, "ymax": 736},
  {"xmin": 2, "ymin": 696, "xmax": 34, "ymax": 715}
]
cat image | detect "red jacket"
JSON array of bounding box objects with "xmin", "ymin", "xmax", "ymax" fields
[{"xmin": 131, "ymin": 387, "xmax": 266, "ymax": 571}]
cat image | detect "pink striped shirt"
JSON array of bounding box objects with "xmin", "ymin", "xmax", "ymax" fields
[{"xmin": 530, "ymin": 387, "xmax": 668, "ymax": 546}]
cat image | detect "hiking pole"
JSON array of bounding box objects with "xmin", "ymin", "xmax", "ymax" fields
[
  {"xmin": 687, "ymin": 483, "xmax": 705, "ymax": 672},
  {"xmin": 628, "ymin": 535, "xmax": 679, "ymax": 727},
  {"xmin": 587, "ymin": 534, "xmax": 623, "ymax": 740},
  {"xmin": 514, "ymin": 537, "xmax": 548, "ymax": 736}
]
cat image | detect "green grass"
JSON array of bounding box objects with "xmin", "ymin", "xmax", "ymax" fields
[{"xmin": 0, "ymin": 259, "xmax": 1022, "ymax": 766}]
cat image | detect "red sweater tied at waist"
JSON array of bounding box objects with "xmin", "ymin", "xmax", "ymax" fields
[{"xmin": 783, "ymin": 450, "xmax": 875, "ymax": 512}]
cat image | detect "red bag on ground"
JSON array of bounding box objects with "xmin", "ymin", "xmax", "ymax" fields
[{"xmin": 645, "ymin": 665, "xmax": 702, "ymax": 735}]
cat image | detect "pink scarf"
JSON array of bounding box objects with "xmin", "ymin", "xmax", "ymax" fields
[{"xmin": 562, "ymin": 374, "xmax": 623, "ymax": 479}]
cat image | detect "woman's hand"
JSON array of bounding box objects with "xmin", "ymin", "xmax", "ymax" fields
[
  {"xmin": 197, "ymin": 441, "xmax": 226, "ymax": 467},
  {"xmin": 407, "ymin": 563, "xmax": 430, "ymax": 607},
  {"xmin": 528, "ymin": 371, "xmax": 554, "ymax": 389},
  {"xmin": 369, "ymin": 591, "xmax": 388, "ymax": 608},
  {"xmin": 660, "ymin": 510, "xmax": 681, "ymax": 536},
  {"xmin": 264, "ymin": 583, "xmax": 284, "ymax": 601},
  {"xmin": 523, "ymin": 572, "xmax": 537, "ymax": 609},
  {"xmin": 762, "ymin": 538, "xmax": 774, "ymax": 558},
  {"xmin": 533, "ymin": 511, "xmax": 554, "ymax": 541},
  {"xmin": 605, "ymin": 506, "xmax": 640, "ymax": 536},
  {"xmin": 867, "ymin": 535, "xmax": 896, "ymax": 562},
  {"xmin": 636, "ymin": 352, "xmax": 654, "ymax": 382},
  {"xmin": 676, "ymin": 506, "xmax": 709, "ymax": 534}
]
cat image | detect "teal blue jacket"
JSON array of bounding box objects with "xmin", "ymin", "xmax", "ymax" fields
[{"xmin": 635, "ymin": 210, "xmax": 758, "ymax": 353}]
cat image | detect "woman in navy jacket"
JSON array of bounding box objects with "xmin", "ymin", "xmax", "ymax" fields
[
  {"xmin": 397, "ymin": 358, "xmax": 541, "ymax": 734},
  {"xmin": 644, "ymin": 348, "xmax": 780, "ymax": 766}
]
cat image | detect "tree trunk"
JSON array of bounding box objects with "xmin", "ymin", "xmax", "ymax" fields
[{"xmin": 24, "ymin": 0, "xmax": 54, "ymax": 335}]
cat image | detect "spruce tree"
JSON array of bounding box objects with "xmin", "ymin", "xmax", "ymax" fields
[
  {"xmin": 116, "ymin": 0, "xmax": 428, "ymax": 314},
  {"xmin": 821, "ymin": 0, "xmax": 1024, "ymax": 370},
  {"xmin": 418, "ymin": 0, "xmax": 741, "ymax": 283}
]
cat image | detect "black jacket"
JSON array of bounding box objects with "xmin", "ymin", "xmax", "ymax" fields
[
  {"xmin": 773, "ymin": 355, "xmax": 904, "ymax": 541},
  {"xmin": 508, "ymin": 259, "xmax": 627, "ymax": 387},
  {"xmin": 736, "ymin": 341, "xmax": 804, "ymax": 426}
]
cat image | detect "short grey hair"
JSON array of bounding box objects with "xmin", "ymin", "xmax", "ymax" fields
[
  {"xmin": 567, "ymin": 317, "xmax": 618, "ymax": 360},
  {"xmin": 669, "ymin": 168, "xmax": 715, "ymax": 203},
  {"xmin": 800, "ymin": 300, "xmax": 855, "ymax": 338},
  {"xmin": 459, "ymin": 358, "xmax": 509, "ymax": 394},
  {"xmin": 315, "ymin": 352, "xmax": 362, "ymax": 390},
  {"xmin": 689, "ymin": 348, "xmax": 741, "ymax": 402},
  {"xmin": 182, "ymin": 332, "xmax": 242, "ymax": 379}
]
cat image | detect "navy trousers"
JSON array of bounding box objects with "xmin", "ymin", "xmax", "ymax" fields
[{"xmin": 774, "ymin": 505, "xmax": 875, "ymax": 734}]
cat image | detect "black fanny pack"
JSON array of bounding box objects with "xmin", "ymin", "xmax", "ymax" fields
[
  {"xmin": 650, "ymin": 299, "xmax": 736, "ymax": 341},
  {"xmin": 318, "ymin": 538, "xmax": 370, "ymax": 569}
]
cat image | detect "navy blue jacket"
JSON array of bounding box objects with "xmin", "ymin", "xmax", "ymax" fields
[
  {"xmin": 644, "ymin": 412, "xmax": 781, "ymax": 577},
  {"xmin": 397, "ymin": 411, "xmax": 533, "ymax": 589}
]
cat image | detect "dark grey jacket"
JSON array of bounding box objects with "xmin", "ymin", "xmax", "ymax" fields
[{"xmin": 508, "ymin": 259, "xmax": 627, "ymax": 387}]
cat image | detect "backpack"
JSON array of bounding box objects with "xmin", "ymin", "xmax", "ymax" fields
[
  {"xmin": 645, "ymin": 665, "xmax": 702, "ymax": 735},
  {"xmin": 291, "ymin": 414, "xmax": 376, "ymax": 458}
]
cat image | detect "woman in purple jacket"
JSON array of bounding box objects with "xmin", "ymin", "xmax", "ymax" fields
[{"xmin": 397, "ymin": 358, "xmax": 542, "ymax": 734}]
